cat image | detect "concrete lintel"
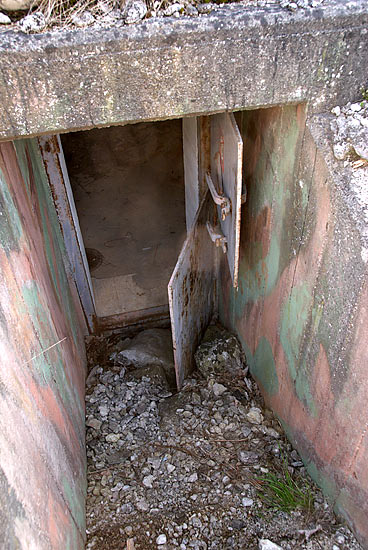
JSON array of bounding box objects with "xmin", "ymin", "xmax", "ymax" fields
[{"xmin": 0, "ymin": 0, "xmax": 367, "ymax": 140}]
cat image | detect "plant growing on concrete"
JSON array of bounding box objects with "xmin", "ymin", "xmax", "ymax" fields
[
  {"xmin": 256, "ymin": 449, "xmax": 315, "ymax": 513},
  {"xmin": 361, "ymin": 87, "xmax": 368, "ymax": 102}
]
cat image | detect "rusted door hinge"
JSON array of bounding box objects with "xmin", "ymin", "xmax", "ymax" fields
[
  {"xmin": 206, "ymin": 221, "xmax": 227, "ymax": 254},
  {"xmin": 205, "ymin": 172, "xmax": 231, "ymax": 221}
]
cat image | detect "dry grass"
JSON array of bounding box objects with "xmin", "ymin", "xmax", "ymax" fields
[{"xmin": 31, "ymin": 0, "xmax": 120, "ymax": 28}]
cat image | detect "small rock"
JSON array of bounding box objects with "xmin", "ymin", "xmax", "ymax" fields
[
  {"xmin": 136, "ymin": 498, "xmax": 149, "ymax": 511},
  {"xmin": 213, "ymin": 383, "xmax": 227, "ymax": 397},
  {"xmin": 71, "ymin": 10, "xmax": 95, "ymax": 27},
  {"xmin": 99, "ymin": 404, "xmax": 109, "ymax": 417},
  {"xmin": 156, "ymin": 534, "xmax": 167, "ymax": 545},
  {"xmin": 164, "ymin": 2, "xmax": 183, "ymax": 16},
  {"xmin": 0, "ymin": 12, "xmax": 11, "ymax": 24},
  {"xmin": 166, "ymin": 463, "xmax": 176, "ymax": 474},
  {"xmin": 350, "ymin": 103, "xmax": 362, "ymax": 112},
  {"xmin": 86, "ymin": 417, "xmax": 102, "ymax": 430},
  {"xmin": 124, "ymin": 0, "xmax": 147, "ymax": 23},
  {"xmin": 288, "ymin": 2, "xmax": 298, "ymax": 11},
  {"xmin": 197, "ymin": 2, "xmax": 213, "ymax": 14},
  {"xmin": 239, "ymin": 450, "xmax": 258, "ymax": 464},
  {"xmin": 185, "ymin": 4, "xmax": 198, "ymax": 16},
  {"xmin": 246, "ymin": 407, "xmax": 263, "ymax": 424},
  {"xmin": 19, "ymin": 12, "xmax": 46, "ymax": 33},
  {"xmin": 242, "ymin": 497, "xmax": 254, "ymax": 507},
  {"xmin": 105, "ymin": 433, "xmax": 120, "ymax": 443},
  {"xmin": 143, "ymin": 474, "xmax": 155, "ymax": 488},
  {"xmin": 230, "ymin": 519, "xmax": 246, "ymax": 530},
  {"xmin": 331, "ymin": 106, "xmax": 341, "ymax": 116},
  {"xmin": 259, "ymin": 540, "xmax": 283, "ymax": 550},
  {"xmin": 188, "ymin": 472, "xmax": 198, "ymax": 483},
  {"xmin": 332, "ymin": 142, "xmax": 350, "ymax": 161}
]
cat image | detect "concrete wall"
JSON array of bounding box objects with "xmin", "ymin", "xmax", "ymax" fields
[
  {"xmin": 219, "ymin": 104, "xmax": 368, "ymax": 546},
  {"xmin": 0, "ymin": 139, "xmax": 87, "ymax": 549},
  {"xmin": 0, "ymin": 0, "xmax": 367, "ymax": 141}
]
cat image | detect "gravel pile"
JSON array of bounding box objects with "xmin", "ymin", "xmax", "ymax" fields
[
  {"xmin": 85, "ymin": 325, "xmax": 362, "ymax": 550},
  {"xmin": 0, "ymin": 0, "xmax": 327, "ymax": 33}
]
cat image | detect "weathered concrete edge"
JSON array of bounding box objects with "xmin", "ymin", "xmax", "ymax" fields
[
  {"xmin": 0, "ymin": 0, "xmax": 367, "ymax": 140},
  {"xmin": 308, "ymin": 113, "xmax": 368, "ymax": 259}
]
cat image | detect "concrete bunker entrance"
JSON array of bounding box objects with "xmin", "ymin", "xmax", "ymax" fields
[
  {"xmin": 42, "ymin": 109, "xmax": 248, "ymax": 388},
  {"xmin": 60, "ymin": 119, "xmax": 187, "ymax": 322}
]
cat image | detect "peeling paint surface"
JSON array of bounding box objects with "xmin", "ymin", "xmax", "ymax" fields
[
  {"xmin": 219, "ymin": 105, "xmax": 368, "ymax": 547},
  {"xmin": 0, "ymin": 139, "xmax": 86, "ymax": 549}
]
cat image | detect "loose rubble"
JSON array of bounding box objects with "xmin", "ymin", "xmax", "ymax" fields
[
  {"xmin": 0, "ymin": 0, "xmax": 329, "ymax": 31},
  {"xmin": 331, "ymin": 99, "xmax": 368, "ymax": 162},
  {"xmin": 330, "ymin": 97, "xmax": 368, "ymax": 263},
  {"xmin": 85, "ymin": 324, "xmax": 362, "ymax": 549}
]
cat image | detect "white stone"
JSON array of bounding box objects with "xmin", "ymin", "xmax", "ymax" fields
[
  {"xmin": 156, "ymin": 534, "xmax": 167, "ymax": 545},
  {"xmin": 19, "ymin": 12, "xmax": 45, "ymax": 33},
  {"xmin": 99, "ymin": 404, "xmax": 109, "ymax": 416},
  {"xmin": 164, "ymin": 2, "xmax": 183, "ymax": 16},
  {"xmin": 350, "ymin": 103, "xmax": 362, "ymax": 112},
  {"xmin": 259, "ymin": 540, "xmax": 283, "ymax": 550},
  {"xmin": 332, "ymin": 142, "xmax": 350, "ymax": 161},
  {"xmin": 212, "ymin": 383, "xmax": 227, "ymax": 396},
  {"xmin": 188, "ymin": 472, "xmax": 198, "ymax": 483},
  {"xmin": 71, "ymin": 11, "xmax": 95, "ymax": 27},
  {"xmin": 124, "ymin": 0, "xmax": 147, "ymax": 24},
  {"xmin": 105, "ymin": 433, "xmax": 120, "ymax": 442},
  {"xmin": 143, "ymin": 474, "xmax": 155, "ymax": 488},
  {"xmin": 166, "ymin": 463, "xmax": 176, "ymax": 474},
  {"xmin": 0, "ymin": 12, "xmax": 11, "ymax": 24},
  {"xmin": 331, "ymin": 106, "xmax": 341, "ymax": 116},
  {"xmin": 246, "ymin": 407, "xmax": 264, "ymax": 424},
  {"xmin": 242, "ymin": 497, "xmax": 254, "ymax": 507}
]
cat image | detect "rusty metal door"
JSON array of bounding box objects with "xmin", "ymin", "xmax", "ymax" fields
[
  {"xmin": 183, "ymin": 117, "xmax": 199, "ymax": 231},
  {"xmin": 39, "ymin": 135, "xmax": 96, "ymax": 331},
  {"xmin": 210, "ymin": 112, "xmax": 243, "ymax": 288},
  {"xmin": 168, "ymin": 192, "xmax": 216, "ymax": 389}
]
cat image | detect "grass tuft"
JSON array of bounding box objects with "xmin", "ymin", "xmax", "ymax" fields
[{"xmin": 256, "ymin": 450, "xmax": 315, "ymax": 514}]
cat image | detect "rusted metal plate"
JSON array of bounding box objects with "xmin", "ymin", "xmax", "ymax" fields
[
  {"xmin": 168, "ymin": 192, "xmax": 215, "ymax": 389},
  {"xmin": 183, "ymin": 116, "xmax": 199, "ymax": 230},
  {"xmin": 38, "ymin": 135, "xmax": 96, "ymax": 332},
  {"xmin": 210, "ymin": 112, "xmax": 243, "ymax": 288}
]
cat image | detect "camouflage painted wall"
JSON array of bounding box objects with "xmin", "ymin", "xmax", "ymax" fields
[
  {"xmin": 0, "ymin": 139, "xmax": 87, "ymax": 549},
  {"xmin": 219, "ymin": 105, "xmax": 368, "ymax": 547}
]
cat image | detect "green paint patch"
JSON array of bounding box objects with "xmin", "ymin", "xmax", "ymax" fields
[
  {"xmin": 232, "ymin": 233, "xmax": 281, "ymax": 319},
  {"xmin": 280, "ymin": 283, "xmax": 310, "ymax": 381},
  {"xmin": 280, "ymin": 282, "xmax": 319, "ymax": 416},
  {"xmin": 252, "ymin": 337, "xmax": 279, "ymax": 396},
  {"xmin": 0, "ymin": 169, "xmax": 23, "ymax": 253},
  {"xmin": 62, "ymin": 477, "xmax": 86, "ymax": 534},
  {"xmin": 305, "ymin": 460, "xmax": 338, "ymax": 504}
]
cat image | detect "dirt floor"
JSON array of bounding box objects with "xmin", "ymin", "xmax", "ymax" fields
[{"xmin": 84, "ymin": 324, "xmax": 363, "ymax": 550}]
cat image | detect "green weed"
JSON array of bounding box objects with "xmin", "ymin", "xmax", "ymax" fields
[
  {"xmin": 361, "ymin": 88, "xmax": 368, "ymax": 102},
  {"xmin": 256, "ymin": 451, "xmax": 314, "ymax": 514}
]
